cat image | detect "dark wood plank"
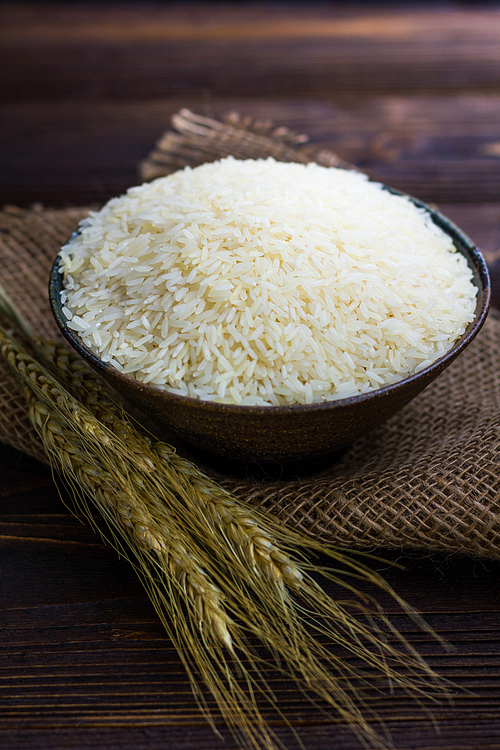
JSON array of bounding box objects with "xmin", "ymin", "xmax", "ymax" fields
[
  {"xmin": 4, "ymin": 723, "xmax": 500, "ymax": 750},
  {"xmin": 4, "ymin": 5, "xmax": 500, "ymax": 101},
  {"xmin": 436, "ymin": 203, "xmax": 500, "ymax": 261},
  {"xmin": 3, "ymin": 95, "xmax": 500, "ymax": 207}
]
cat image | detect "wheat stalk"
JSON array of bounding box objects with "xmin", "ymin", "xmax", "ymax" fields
[
  {"xmin": 0, "ymin": 293, "xmax": 455, "ymax": 749},
  {"xmin": 36, "ymin": 337, "xmax": 304, "ymax": 589},
  {"xmin": 2, "ymin": 330, "xmax": 294, "ymax": 750},
  {"xmin": 2, "ymin": 328, "xmax": 383, "ymax": 748},
  {"xmin": 35, "ymin": 331, "xmax": 446, "ymax": 692},
  {"xmin": 17, "ymin": 351, "xmax": 233, "ymax": 650},
  {"xmin": 33, "ymin": 336, "xmax": 449, "ymax": 668}
]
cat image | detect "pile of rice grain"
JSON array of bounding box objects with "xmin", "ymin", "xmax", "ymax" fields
[{"xmin": 59, "ymin": 157, "xmax": 477, "ymax": 406}]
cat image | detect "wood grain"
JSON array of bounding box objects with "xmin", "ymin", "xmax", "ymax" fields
[
  {"xmin": 4, "ymin": 6, "xmax": 500, "ymax": 101},
  {"xmin": 3, "ymin": 95, "xmax": 500, "ymax": 207}
]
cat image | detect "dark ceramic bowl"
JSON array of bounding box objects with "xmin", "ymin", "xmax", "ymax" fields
[{"xmin": 49, "ymin": 194, "xmax": 490, "ymax": 464}]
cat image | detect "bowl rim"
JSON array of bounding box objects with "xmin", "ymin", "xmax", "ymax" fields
[{"xmin": 49, "ymin": 190, "xmax": 491, "ymax": 416}]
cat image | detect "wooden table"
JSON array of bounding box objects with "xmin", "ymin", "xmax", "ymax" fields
[{"xmin": 2, "ymin": 4, "xmax": 500, "ymax": 749}]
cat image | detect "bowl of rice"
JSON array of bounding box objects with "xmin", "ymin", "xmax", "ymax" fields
[{"xmin": 49, "ymin": 157, "xmax": 490, "ymax": 463}]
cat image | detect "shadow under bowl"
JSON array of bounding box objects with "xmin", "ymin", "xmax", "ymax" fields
[{"xmin": 49, "ymin": 196, "xmax": 490, "ymax": 465}]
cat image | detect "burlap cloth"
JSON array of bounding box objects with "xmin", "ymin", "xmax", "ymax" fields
[{"xmin": 2, "ymin": 109, "xmax": 500, "ymax": 559}]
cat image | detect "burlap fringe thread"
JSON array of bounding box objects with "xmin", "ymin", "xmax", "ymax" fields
[{"xmin": 2, "ymin": 109, "xmax": 500, "ymax": 559}]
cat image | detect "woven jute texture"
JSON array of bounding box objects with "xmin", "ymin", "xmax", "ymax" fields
[{"xmin": 2, "ymin": 110, "xmax": 500, "ymax": 559}]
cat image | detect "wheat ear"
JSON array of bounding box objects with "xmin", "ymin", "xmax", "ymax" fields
[
  {"xmin": 0, "ymin": 294, "xmax": 455, "ymax": 749},
  {"xmin": 3, "ymin": 328, "xmax": 398, "ymax": 750},
  {"xmin": 2, "ymin": 329, "xmax": 306, "ymax": 750},
  {"xmin": 36, "ymin": 337, "xmax": 303, "ymax": 589},
  {"xmin": 12, "ymin": 348, "xmax": 233, "ymax": 650},
  {"xmin": 34, "ymin": 338, "xmax": 451, "ymax": 704},
  {"xmin": 32, "ymin": 337, "xmax": 445, "ymax": 662}
]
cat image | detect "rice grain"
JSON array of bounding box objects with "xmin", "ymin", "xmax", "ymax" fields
[{"xmin": 60, "ymin": 158, "xmax": 477, "ymax": 406}]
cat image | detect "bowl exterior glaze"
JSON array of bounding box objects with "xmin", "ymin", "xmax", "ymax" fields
[{"xmin": 49, "ymin": 197, "xmax": 491, "ymax": 462}]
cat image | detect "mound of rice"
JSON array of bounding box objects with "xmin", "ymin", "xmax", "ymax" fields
[{"xmin": 59, "ymin": 157, "xmax": 477, "ymax": 406}]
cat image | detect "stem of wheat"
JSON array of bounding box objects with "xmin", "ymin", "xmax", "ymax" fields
[
  {"xmin": 4, "ymin": 331, "xmax": 314, "ymax": 749},
  {"xmin": 34, "ymin": 336, "xmax": 450, "ymax": 670},
  {"xmin": 42, "ymin": 339, "xmax": 453, "ymax": 706},
  {"xmin": 36, "ymin": 337, "xmax": 304, "ymax": 590},
  {"xmin": 2, "ymin": 329, "xmax": 388, "ymax": 748},
  {"xmin": 0, "ymin": 297, "xmax": 455, "ymax": 749}
]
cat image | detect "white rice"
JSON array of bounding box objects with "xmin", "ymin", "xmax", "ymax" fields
[{"xmin": 59, "ymin": 157, "xmax": 477, "ymax": 406}]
